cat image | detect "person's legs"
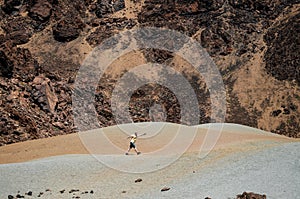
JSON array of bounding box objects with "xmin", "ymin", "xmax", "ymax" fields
[
  {"xmin": 126, "ymin": 142, "xmax": 134, "ymax": 154},
  {"xmin": 134, "ymin": 146, "xmax": 141, "ymax": 155},
  {"xmin": 126, "ymin": 142, "xmax": 140, "ymax": 155}
]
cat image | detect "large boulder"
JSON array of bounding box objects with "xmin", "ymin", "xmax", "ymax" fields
[
  {"xmin": 52, "ymin": 15, "xmax": 85, "ymax": 42},
  {"xmin": 29, "ymin": 0, "xmax": 53, "ymax": 22}
]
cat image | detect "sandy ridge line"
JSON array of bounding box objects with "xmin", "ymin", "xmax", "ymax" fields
[{"xmin": 0, "ymin": 123, "xmax": 297, "ymax": 164}]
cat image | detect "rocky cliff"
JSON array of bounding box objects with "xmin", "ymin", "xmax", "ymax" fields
[{"xmin": 0, "ymin": 0, "xmax": 299, "ymax": 145}]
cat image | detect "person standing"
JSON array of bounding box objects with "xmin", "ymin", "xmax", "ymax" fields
[{"xmin": 125, "ymin": 132, "xmax": 141, "ymax": 155}]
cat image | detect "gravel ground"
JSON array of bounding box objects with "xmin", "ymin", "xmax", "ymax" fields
[
  {"xmin": 134, "ymin": 142, "xmax": 300, "ymax": 199},
  {"xmin": 1, "ymin": 124, "xmax": 299, "ymax": 199},
  {"xmin": 1, "ymin": 141, "xmax": 299, "ymax": 199}
]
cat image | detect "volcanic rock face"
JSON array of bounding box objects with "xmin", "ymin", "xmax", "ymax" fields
[
  {"xmin": 0, "ymin": 0, "xmax": 299, "ymax": 145},
  {"xmin": 264, "ymin": 12, "xmax": 300, "ymax": 85}
]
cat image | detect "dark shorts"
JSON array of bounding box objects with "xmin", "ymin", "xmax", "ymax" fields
[{"xmin": 129, "ymin": 142, "xmax": 136, "ymax": 149}]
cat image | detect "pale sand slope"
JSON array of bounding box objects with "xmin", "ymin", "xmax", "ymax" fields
[{"xmin": 0, "ymin": 123, "xmax": 299, "ymax": 198}]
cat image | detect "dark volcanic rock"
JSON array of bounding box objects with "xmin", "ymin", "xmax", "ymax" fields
[
  {"xmin": 135, "ymin": 178, "xmax": 142, "ymax": 183},
  {"xmin": 143, "ymin": 49, "xmax": 173, "ymax": 64},
  {"xmin": 200, "ymin": 20, "xmax": 233, "ymax": 56},
  {"xmin": 229, "ymin": 0, "xmax": 298, "ymax": 20},
  {"xmin": 29, "ymin": 0, "xmax": 52, "ymax": 22},
  {"xmin": 1, "ymin": 0, "xmax": 22, "ymax": 14},
  {"xmin": 69, "ymin": 189, "xmax": 80, "ymax": 193},
  {"xmin": 8, "ymin": 195, "xmax": 14, "ymax": 199},
  {"xmin": 0, "ymin": 43, "xmax": 38, "ymax": 81},
  {"xmin": 236, "ymin": 191, "xmax": 266, "ymax": 199},
  {"xmin": 52, "ymin": 14, "xmax": 85, "ymax": 42},
  {"xmin": 1, "ymin": 16, "xmax": 34, "ymax": 45},
  {"xmin": 86, "ymin": 17, "xmax": 136, "ymax": 47},
  {"xmin": 0, "ymin": 50, "xmax": 14, "ymax": 78},
  {"xmin": 161, "ymin": 187, "xmax": 170, "ymax": 192},
  {"xmin": 264, "ymin": 12, "xmax": 300, "ymax": 85},
  {"xmin": 112, "ymin": 0, "xmax": 125, "ymax": 12},
  {"xmin": 26, "ymin": 191, "xmax": 32, "ymax": 196},
  {"xmin": 16, "ymin": 194, "xmax": 24, "ymax": 198},
  {"xmin": 94, "ymin": 0, "xmax": 125, "ymax": 17}
]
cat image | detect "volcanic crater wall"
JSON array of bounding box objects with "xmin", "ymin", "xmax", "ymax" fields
[{"xmin": 0, "ymin": 0, "xmax": 299, "ymax": 145}]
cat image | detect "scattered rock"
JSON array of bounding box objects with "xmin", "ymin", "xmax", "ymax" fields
[
  {"xmin": 16, "ymin": 194, "xmax": 24, "ymax": 198},
  {"xmin": 37, "ymin": 192, "xmax": 43, "ymax": 197},
  {"xmin": 161, "ymin": 187, "xmax": 170, "ymax": 192},
  {"xmin": 8, "ymin": 195, "xmax": 14, "ymax": 199},
  {"xmin": 236, "ymin": 191, "xmax": 266, "ymax": 199},
  {"xmin": 135, "ymin": 178, "xmax": 143, "ymax": 183},
  {"xmin": 69, "ymin": 189, "xmax": 80, "ymax": 193},
  {"xmin": 26, "ymin": 191, "xmax": 33, "ymax": 196},
  {"xmin": 271, "ymin": 110, "xmax": 282, "ymax": 117}
]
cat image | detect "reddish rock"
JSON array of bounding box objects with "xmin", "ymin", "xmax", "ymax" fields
[
  {"xmin": 52, "ymin": 122, "xmax": 64, "ymax": 129},
  {"xmin": 44, "ymin": 82, "xmax": 58, "ymax": 113},
  {"xmin": 7, "ymin": 90, "xmax": 19, "ymax": 101},
  {"xmin": 52, "ymin": 15, "xmax": 85, "ymax": 42},
  {"xmin": 29, "ymin": 0, "xmax": 52, "ymax": 22},
  {"xmin": 32, "ymin": 75, "xmax": 58, "ymax": 113}
]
